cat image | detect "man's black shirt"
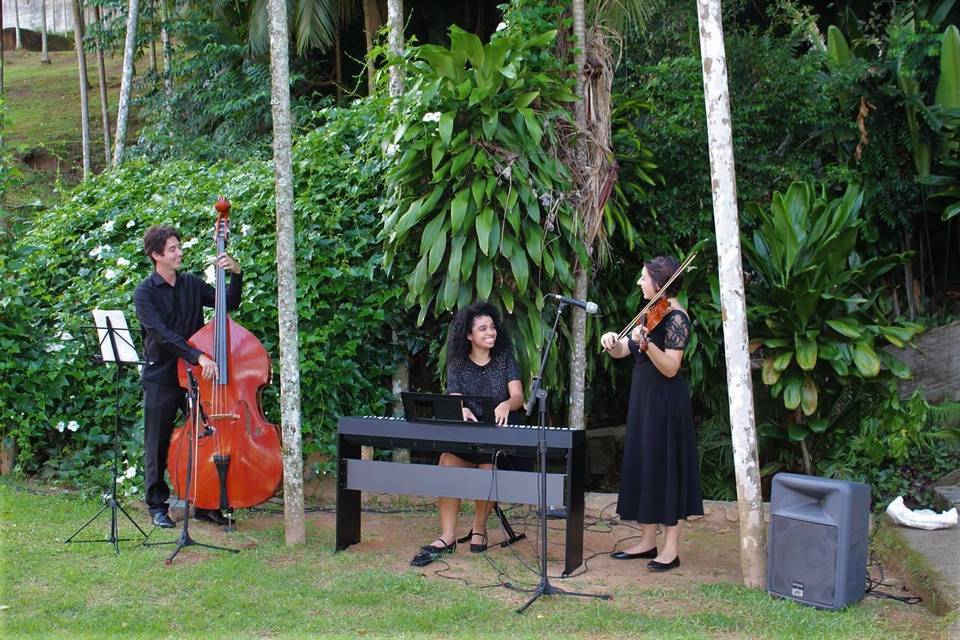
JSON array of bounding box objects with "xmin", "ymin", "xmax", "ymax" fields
[{"xmin": 134, "ymin": 270, "xmax": 242, "ymax": 385}]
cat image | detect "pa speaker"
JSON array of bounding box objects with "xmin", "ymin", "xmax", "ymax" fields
[{"xmin": 767, "ymin": 473, "xmax": 870, "ymax": 610}]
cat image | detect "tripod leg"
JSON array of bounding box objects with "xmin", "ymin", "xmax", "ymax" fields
[
  {"xmin": 64, "ymin": 503, "xmax": 111, "ymax": 543},
  {"xmin": 116, "ymin": 501, "xmax": 149, "ymax": 538}
]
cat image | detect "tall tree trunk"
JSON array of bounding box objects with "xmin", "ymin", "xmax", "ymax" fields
[
  {"xmin": 159, "ymin": 0, "xmax": 172, "ymax": 98},
  {"xmin": 14, "ymin": 0, "xmax": 23, "ymax": 50},
  {"xmin": 1, "ymin": 8, "xmax": 4, "ymax": 149},
  {"xmin": 696, "ymin": 0, "xmax": 766, "ymax": 589},
  {"xmin": 387, "ymin": 0, "xmax": 403, "ymax": 97},
  {"xmin": 568, "ymin": 0, "xmax": 588, "ymax": 431},
  {"xmin": 95, "ymin": 5, "xmax": 112, "ymax": 166},
  {"xmin": 266, "ymin": 0, "xmax": 306, "ymax": 547},
  {"xmin": 334, "ymin": 25, "xmax": 342, "ymax": 101},
  {"xmin": 71, "ymin": 0, "xmax": 91, "ymax": 180},
  {"xmin": 148, "ymin": 0, "xmax": 157, "ymax": 76},
  {"xmin": 361, "ymin": 0, "xmax": 382, "ymax": 94},
  {"xmin": 41, "ymin": 0, "xmax": 52, "ymax": 64},
  {"xmin": 112, "ymin": 0, "xmax": 140, "ymax": 168}
]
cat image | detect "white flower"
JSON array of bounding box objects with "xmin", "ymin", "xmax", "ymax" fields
[
  {"xmin": 205, "ymin": 264, "xmax": 216, "ymax": 284},
  {"xmin": 385, "ymin": 143, "xmax": 399, "ymax": 156},
  {"xmin": 182, "ymin": 237, "xmax": 199, "ymax": 250},
  {"xmin": 422, "ymin": 112, "xmax": 442, "ymax": 123},
  {"xmin": 61, "ymin": 331, "xmax": 73, "ymax": 341},
  {"xmin": 117, "ymin": 257, "xmax": 130, "ymax": 267},
  {"xmin": 240, "ymin": 224, "xmax": 251, "ymax": 237},
  {"xmin": 125, "ymin": 466, "xmax": 137, "ymax": 479},
  {"xmin": 67, "ymin": 420, "xmax": 80, "ymax": 432},
  {"xmin": 105, "ymin": 269, "xmax": 117, "ymax": 280},
  {"xmin": 56, "ymin": 421, "xmax": 66, "ymax": 433},
  {"xmin": 496, "ymin": 22, "xmax": 507, "ymax": 32},
  {"xmin": 45, "ymin": 342, "xmax": 65, "ymax": 353},
  {"xmin": 126, "ymin": 220, "xmax": 136, "ymax": 228},
  {"xmin": 102, "ymin": 220, "xmax": 116, "ymax": 233},
  {"xmin": 88, "ymin": 244, "xmax": 109, "ymax": 259},
  {"xmin": 130, "ymin": 486, "xmax": 139, "ymax": 494}
]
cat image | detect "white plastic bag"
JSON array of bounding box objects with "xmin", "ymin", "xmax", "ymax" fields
[{"xmin": 886, "ymin": 496, "xmax": 958, "ymax": 530}]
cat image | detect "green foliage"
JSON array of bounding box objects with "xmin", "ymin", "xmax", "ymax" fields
[
  {"xmin": 5, "ymin": 97, "xmax": 407, "ymax": 486},
  {"xmin": 133, "ymin": 7, "xmax": 277, "ymax": 161},
  {"xmin": 381, "ymin": 24, "xmax": 583, "ymax": 381},
  {"xmin": 819, "ymin": 392, "xmax": 960, "ymax": 509},
  {"xmin": 743, "ymin": 181, "xmax": 922, "ymax": 443}
]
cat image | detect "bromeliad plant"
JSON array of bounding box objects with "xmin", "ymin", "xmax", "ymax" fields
[
  {"xmin": 381, "ymin": 25, "xmax": 583, "ymax": 377},
  {"xmin": 742, "ymin": 181, "xmax": 923, "ymax": 451}
]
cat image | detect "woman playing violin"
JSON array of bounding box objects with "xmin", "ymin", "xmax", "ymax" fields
[{"xmin": 600, "ymin": 256, "xmax": 703, "ymax": 572}]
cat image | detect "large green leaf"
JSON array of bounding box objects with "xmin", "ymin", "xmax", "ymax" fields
[
  {"xmin": 852, "ymin": 340, "xmax": 880, "ymax": 377},
  {"xmin": 476, "ymin": 257, "xmax": 493, "ymax": 300},
  {"xmin": 476, "ymin": 208, "xmax": 495, "ymax": 255},
  {"xmin": 451, "ymin": 189, "xmax": 470, "ymax": 233},
  {"xmin": 795, "ymin": 334, "xmax": 818, "ymax": 371},
  {"xmin": 787, "ymin": 421, "xmax": 810, "ymax": 442},
  {"xmin": 762, "ymin": 356, "xmax": 781, "ymax": 385},
  {"xmin": 801, "ymin": 376, "xmax": 818, "ymax": 415},
  {"xmin": 783, "ymin": 371, "xmax": 803, "ymax": 410},
  {"xmin": 439, "ymin": 110, "xmax": 456, "ymax": 147},
  {"xmin": 826, "ymin": 318, "xmax": 863, "ymax": 339},
  {"xmin": 878, "ymin": 350, "xmax": 912, "ymax": 379}
]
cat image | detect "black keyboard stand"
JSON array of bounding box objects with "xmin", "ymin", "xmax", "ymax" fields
[{"xmin": 494, "ymin": 503, "xmax": 526, "ymax": 547}]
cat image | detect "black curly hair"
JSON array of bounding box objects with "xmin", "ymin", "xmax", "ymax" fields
[{"xmin": 446, "ymin": 300, "xmax": 514, "ymax": 363}]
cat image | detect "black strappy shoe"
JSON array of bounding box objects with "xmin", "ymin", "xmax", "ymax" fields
[
  {"xmin": 411, "ymin": 537, "xmax": 456, "ymax": 567},
  {"xmin": 458, "ymin": 529, "xmax": 488, "ymax": 553}
]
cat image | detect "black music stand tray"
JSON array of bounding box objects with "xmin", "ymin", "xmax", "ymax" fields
[
  {"xmin": 514, "ymin": 302, "xmax": 610, "ymax": 613},
  {"xmin": 142, "ymin": 369, "xmax": 238, "ymax": 564},
  {"xmin": 64, "ymin": 311, "xmax": 149, "ymax": 553}
]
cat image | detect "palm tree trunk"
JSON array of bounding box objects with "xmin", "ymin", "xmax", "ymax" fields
[
  {"xmin": 112, "ymin": 0, "xmax": 140, "ymax": 168},
  {"xmin": 696, "ymin": 0, "xmax": 766, "ymax": 589},
  {"xmin": 95, "ymin": 5, "xmax": 112, "ymax": 166},
  {"xmin": 387, "ymin": 0, "xmax": 404, "ymax": 97},
  {"xmin": 160, "ymin": 0, "xmax": 172, "ymax": 98},
  {"xmin": 266, "ymin": 0, "xmax": 305, "ymax": 547},
  {"xmin": 362, "ymin": 0, "xmax": 382, "ymax": 94},
  {"xmin": 14, "ymin": 0, "xmax": 23, "ymax": 50},
  {"xmin": 568, "ymin": 0, "xmax": 588, "ymax": 432},
  {"xmin": 148, "ymin": 0, "xmax": 158, "ymax": 76},
  {"xmin": 41, "ymin": 0, "xmax": 52, "ymax": 64},
  {"xmin": 71, "ymin": 0, "xmax": 91, "ymax": 180}
]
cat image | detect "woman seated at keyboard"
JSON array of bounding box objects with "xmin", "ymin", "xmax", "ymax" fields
[{"xmin": 410, "ymin": 300, "xmax": 524, "ymax": 567}]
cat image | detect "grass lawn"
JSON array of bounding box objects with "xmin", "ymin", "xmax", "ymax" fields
[
  {"xmin": 0, "ymin": 480, "xmax": 951, "ymax": 639},
  {"xmin": 2, "ymin": 49, "xmax": 130, "ymax": 211}
]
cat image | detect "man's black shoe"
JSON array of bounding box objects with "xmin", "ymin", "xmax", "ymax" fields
[
  {"xmin": 194, "ymin": 509, "xmax": 229, "ymax": 526},
  {"xmin": 151, "ymin": 512, "xmax": 175, "ymax": 528}
]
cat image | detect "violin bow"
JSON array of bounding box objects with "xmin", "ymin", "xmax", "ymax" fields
[{"xmin": 612, "ymin": 251, "xmax": 698, "ymax": 344}]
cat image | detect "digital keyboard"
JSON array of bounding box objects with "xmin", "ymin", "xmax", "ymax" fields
[{"xmin": 336, "ymin": 416, "xmax": 585, "ymax": 576}]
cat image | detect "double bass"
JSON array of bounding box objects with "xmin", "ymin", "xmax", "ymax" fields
[{"xmin": 167, "ymin": 197, "xmax": 283, "ymax": 513}]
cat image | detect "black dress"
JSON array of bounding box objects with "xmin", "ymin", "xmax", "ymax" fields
[
  {"xmin": 616, "ymin": 309, "xmax": 704, "ymax": 526},
  {"xmin": 446, "ymin": 350, "xmax": 523, "ymax": 464}
]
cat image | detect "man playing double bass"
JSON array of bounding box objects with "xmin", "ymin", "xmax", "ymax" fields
[{"xmin": 134, "ymin": 224, "xmax": 241, "ymax": 528}]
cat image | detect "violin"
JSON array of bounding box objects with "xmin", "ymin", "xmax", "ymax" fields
[
  {"xmin": 166, "ymin": 197, "xmax": 283, "ymax": 512},
  {"xmin": 607, "ymin": 252, "xmax": 698, "ymax": 349},
  {"xmin": 643, "ymin": 297, "xmax": 671, "ymax": 333}
]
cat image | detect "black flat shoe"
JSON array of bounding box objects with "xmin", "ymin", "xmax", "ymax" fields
[
  {"xmin": 194, "ymin": 509, "xmax": 229, "ymax": 526},
  {"xmin": 610, "ymin": 547, "xmax": 657, "ymax": 560},
  {"xmin": 647, "ymin": 556, "xmax": 680, "ymax": 572},
  {"xmin": 151, "ymin": 512, "xmax": 175, "ymax": 528},
  {"xmin": 411, "ymin": 538, "xmax": 456, "ymax": 567}
]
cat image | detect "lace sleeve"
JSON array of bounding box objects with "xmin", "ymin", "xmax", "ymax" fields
[{"xmin": 664, "ymin": 312, "xmax": 691, "ymax": 351}]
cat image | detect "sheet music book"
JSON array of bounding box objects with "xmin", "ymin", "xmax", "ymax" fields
[{"xmin": 91, "ymin": 309, "xmax": 142, "ymax": 365}]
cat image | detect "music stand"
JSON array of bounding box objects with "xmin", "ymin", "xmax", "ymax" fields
[
  {"xmin": 514, "ymin": 302, "xmax": 610, "ymax": 613},
  {"xmin": 64, "ymin": 310, "xmax": 149, "ymax": 553}
]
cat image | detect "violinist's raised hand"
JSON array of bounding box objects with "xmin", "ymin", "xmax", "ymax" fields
[{"xmin": 631, "ymin": 325, "xmax": 650, "ymax": 352}]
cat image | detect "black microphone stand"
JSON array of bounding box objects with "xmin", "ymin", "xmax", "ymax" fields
[
  {"xmin": 143, "ymin": 369, "xmax": 238, "ymax": 564},
  {"xmin": 64, "ymin": 316, "xmax": 148, "ymax": 553},
  {"xmin": 516, "ymin": 302, "xmax": 610, "ymax": 613}
]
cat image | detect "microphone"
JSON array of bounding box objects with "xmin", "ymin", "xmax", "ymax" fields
[{"xmin": 546, "ymin": 293, "xmax": 599, "ymax": 314}]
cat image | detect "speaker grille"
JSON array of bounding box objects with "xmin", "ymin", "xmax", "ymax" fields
[{"xmin": 768, "ymin": 515, "xmax": 838, "ymax": 608}]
